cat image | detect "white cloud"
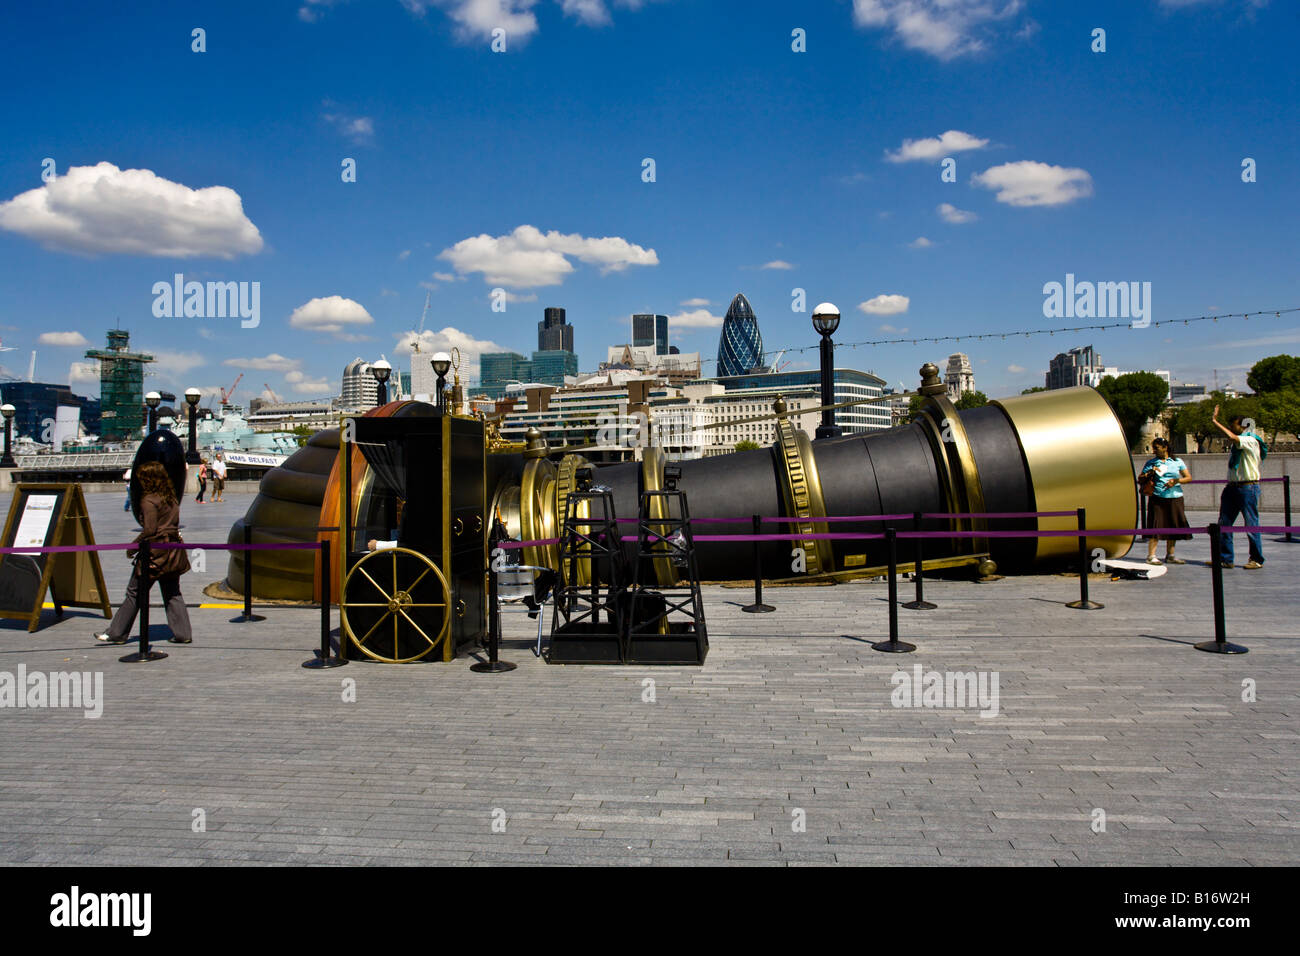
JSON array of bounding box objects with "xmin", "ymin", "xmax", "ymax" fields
[
  {"xmin": 289, "ymin": 296, "xmax": 375, "ymax": 337},
  {"xmin": 398, "ymin": 249, "xmax": 411, "ymax": 260},
  {"xmin": 760, "ymin": 259, "xmax": 795, "ymax": 270},
  {"xmin": 37, "ymin": 331, "xmax": 89, "ymax": 346},
  {"xmin": 667, "ymin": 308, "xmax": 723, "ymax": 329},
  {"xmin": 885, "ymin": 129, "xmax": 989, "ymax": 162},
  {"xmin": 938, "ymin": 202, "xmax": 977, "ymax": 224},
  {"xmin": 0, "ymin": 162, "xmax": 263, "ymax": 258},
  {"xmin": 416, "ymin": 0, "xmax": 542, "ymax": 44},
  {"xmin": 878, "ymin": 323, "xmax": 909, "ymax": 333},
  {"xmin": 560, "ymin": 0, "xmax": 611, "ymax": 25},
  {"xmin": 224, "ymin": 353, "xmax": 299, "ymax": 372},
  {"xmin": 322, "ymin": 105, "xmax": 375, "ymax": 144},
  {"xmin": 1007, "ymin": 364, "xmax": 1026, "ymax": 373},
  {"xmin": 432, "ymin": 271, "xmax": 457, "ymax": 282},
  {"xmin": 439, "ymin": 224, "xmax": 658, "ymax": 288},
  {"xmin": 146, "ymin": 349, "xmax": 207, "ymax": 378},
  {"xmin": 909, "ymin": 237, "xmax": 934, "ymax": 249},
  {"xmin": 853, "ymin": 0, "xmax": 1032, "ymax": 60},
  {"xmin": 394, "ymin": 326, "xmax": 507, "ymax": 380},
  {"xmin": 290, "ymin": 377, "xmax": 332, "ymax": 396},
  {"xmin": 971, "ymin": 160, "xmax": 1094, "ymax": 207},
  {"xmin": 68, "ymin": 361, "xmax": 99, "ymax": 384},
  {"xmin": 858, "ymin": 294, "xmax": 910, "ymax": 316},
  {"xmin": 680, "ymin": 297, "xmax": 711, "ymax": 307}
]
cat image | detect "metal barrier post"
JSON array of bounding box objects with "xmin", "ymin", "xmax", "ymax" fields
[
  {"xmin": 872, "ymin": 528, "xmax": 916, "ymax": 653},
  {"xmin": 303, "ymin": 538, "xmax": 347, "ymax": 669},
  {"xmin": 120, "ymin": 542, "xmax": 167, "ymax": 663},
  {"xmin": 236, "ymin": 524, "xmax": 265, "ymax": 623},
  {"xmin": 902, "ymin": 511, "xmax": 936, "ymax": 610},
  {"xmin": 472, "ymin": 531, "xmax": 517, "ymax": 673},
  {"xmin": 1196, "ymin": 524, "xmax": 1248, "ymax": 654},
  {"xmin": 742, "ymin": 514, "xmax": 774, "ymax": 613},
  {"xmin": 1066, "ymin": 507, "xmax": 1103, "ymax": 610},
  {"xmin": 1285, "ymin": 475, "xmax": 1293, "ymax": 543}
]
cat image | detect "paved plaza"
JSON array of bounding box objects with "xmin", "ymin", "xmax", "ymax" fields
[{"xmin": 0, "ymin": 492, "xmax": 1296, "ymax": 866}]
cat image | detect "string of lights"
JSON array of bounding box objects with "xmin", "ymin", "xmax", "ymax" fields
[{"xmin": 694, "ymin": 305, "xmax": 1300, "ymax": 369}]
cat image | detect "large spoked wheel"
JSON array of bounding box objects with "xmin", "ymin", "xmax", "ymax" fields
[{"xmin": 341, "ymin": 547, "xmax": 451, "ymax": 663}]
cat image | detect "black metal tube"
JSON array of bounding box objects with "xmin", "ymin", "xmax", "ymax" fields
[
  {"xmin": 1285, "ymin": 475, "xmax": 1293, "ymax": 543},
  {"xmin": 138, "ymin": 542, "xmax": 151, "ymax": 654},
  {"xmin": 320, "ymin": 538, "xmax": 331, "ymax": 657},
  {"xmin": 243, "ymin": 524, "xmax": 253, "ymax": 619},
  {"xmin": 2, "ymin": 416, "xmax": 16, "ymax": 468},
  {"xmin": 1210, "ymin": 523, "xmax": 1226, "ymax": 645},
  {"xmin": 887, "ymin": 528, "xmax": 898, "ymax": 641},
  {"xmin": 186, "ymin": 403, "xmax": 199, "ymax": 465},
  {"xmin": 820, "ymin": 337, "xmax": 834, "ymax": 431},
  {"xmin": 1076, "ymin": 507, "xmax": 1089, "ymax": 605}
]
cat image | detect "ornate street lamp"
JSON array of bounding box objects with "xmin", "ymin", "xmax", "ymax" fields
[
  {"xmin": 812, "ymin": 302, "xmax": 842, "ymax": 440},
  {"xmin": 431, "ymin": 352, "xmax": 451, "ymax": 413},
  {"xmin": 0, "ymin": 404, "xmax": 16, "ymax": 468},
  {"xmin": 185, "ymin": 388, "xmax": 202, "ymax": 464},
  {"xmin": 145, "ymin": 391, "xmax": 161, "ymax": 433},
  {"xmin": 370, "ymin": 357, "xmax": 392, "ymax": 406}
]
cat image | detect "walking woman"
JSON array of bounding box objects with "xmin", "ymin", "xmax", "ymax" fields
[
  {"xmin": 195, "ymin": 456, "xmax": 209, "ymax": 504},
  {"xmin": 1138, "ymin": 437, "xmax": 1192, "ymax": 565},
  {"xmin": 95, "ymin": 461, "xmax": 193, "ymax": 645}
]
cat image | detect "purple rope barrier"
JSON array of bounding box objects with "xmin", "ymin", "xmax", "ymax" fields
[
  {"xmin": 1183, "ymin": 477, "xmax": 1285, "ymax": 485},
  {"xmin": 0, "ymin": 541, "xmax": 323, "ymax": 556}
]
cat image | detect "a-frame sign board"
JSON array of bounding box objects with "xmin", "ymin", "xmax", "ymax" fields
[{"xmin": 0, "ymin": 483, "xmax": 111, "ymax": 633}]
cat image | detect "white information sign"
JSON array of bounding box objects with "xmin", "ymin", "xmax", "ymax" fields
[{"xmin": 14, "ymin": 494, "xmax": 57, "ymax": 549}]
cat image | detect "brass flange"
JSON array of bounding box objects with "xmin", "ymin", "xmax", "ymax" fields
[{"xmin": 774, "ymin": 418, "xmax": 833, "ymax": 575}]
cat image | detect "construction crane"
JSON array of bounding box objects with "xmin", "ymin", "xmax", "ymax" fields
[
  {"xmin": 264, "ymin": 382, "xmax": 282, "ymax": 404},
  {"xmin": 220, "ymin": 373, "xmax": 243, "ymax": 407},
  {"xmin": 767, "ymin": 349, "xmax": 791, "ymax": 373},
  {"xmin": 410, "ymin": 291, "xmax": 431, "ymax": 355}
]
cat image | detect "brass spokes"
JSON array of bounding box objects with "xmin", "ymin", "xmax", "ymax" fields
[{"xmin": 340, "ymin": 546, "xmax": 450, "ymax": 663}]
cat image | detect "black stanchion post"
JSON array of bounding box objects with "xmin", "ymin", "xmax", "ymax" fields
[
  {"xmin": 235, "ymin": 524, "xmax": 266, "ymax": 623},
  {"xmin": 1196, "ymin": 524, "xmax": 1248, "ymax": 654},
  {"xmin": 872, "ymin": 528, "xmax": 916, "ymax": 653},
  {"xmin": 1285, "ymin": 475, "xmax": 1293, "ymax": 543},
  {"xmin": 742, "ymin": 513, "xmax": 774, "ymax": 613},
  {"xmin": 1066, "ymin": 506, "xmax": 1104, "ymax": 610},
  {"xmin": 303, "ymin": 538, "xmax": 346, "ymax": 668},
  {"xmin": 472, "ymin": 530, "xmax": 517, "ymax": 673},
  {"xmin": 902, "ymin": 510, "xmax": 936, "ymax": 610},
  {"xmin": 121, "ymin": 542, "xmax": 167, "ymax": 663}
]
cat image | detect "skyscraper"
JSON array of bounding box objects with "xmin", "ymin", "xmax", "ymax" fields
[
  {"xmin": 716, "ymin": 293, "xmax": 764, "ymax": 377},
  {"xmin": 84, "ymin": 329, "xmax": 154, "ymax": 441},
  {"xmin": 632, "ymin": 313, "xmax": 668, "ymax": 355},
  {"xmin": 538, "ymin": 307, "xmax": 573, "ymax": 352}
]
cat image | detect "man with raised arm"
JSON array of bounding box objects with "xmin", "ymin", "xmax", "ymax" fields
[{"xmin": 1212, "ymin": 405, "xmax": 1264, "ymax": 570}]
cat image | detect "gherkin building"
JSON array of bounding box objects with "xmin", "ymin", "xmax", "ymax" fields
[{"xmin": 716, "ymin": 292, "xmax": 764, "ymax": 376}]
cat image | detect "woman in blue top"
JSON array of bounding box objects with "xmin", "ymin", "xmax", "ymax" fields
[{"xmin": 1139, "ymin": 437, "xmax": 1192, "ymax": 565}]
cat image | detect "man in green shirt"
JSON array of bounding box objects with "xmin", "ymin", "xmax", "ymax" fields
[{"xmin": 1212, "ymin": 406, "xmax": 1263, "ymax": 569}]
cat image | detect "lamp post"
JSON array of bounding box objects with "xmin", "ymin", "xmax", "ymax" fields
[
  {"xmin": 145, "ymin": 391, "xmax": 161, "ymax": 433},
  {"xmin": 812, "ymin": 302, "xmax": 842, "ymax": 440},
  {"xmin": 184, "ymin": 388, "xmax": 201, "ymax": 464},
  {"xmin": 0, "ymin": 404, "xmax": 16, "ymax": 468},
  {"xmin": 431, "ymin": 352, "xmax": 451, "ymax": 413},
  {"xmin": 371, "ymin": 357, "xmax": 392, "ymax": 406}
]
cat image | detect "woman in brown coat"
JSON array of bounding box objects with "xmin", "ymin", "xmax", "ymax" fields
[{"xmin": 95, "ymin": 461, "xmax": 193, "ymax": 645}]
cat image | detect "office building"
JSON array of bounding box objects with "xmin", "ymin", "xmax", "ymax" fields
[
  {"xmin": 538, "ymin": 307, "xmax": 574, "ymax": 353},
  {"xmin": 341, "ymin": 357, "xmax": 380, "ymax": 410},
  {"xmin": 1046, "ymin": 345, "xmax": 1103, "ymax": 390},
  {"xmin": 479, "ymin": 349, "xmax": 578, "ymax": 399},
  {"xmin": 0, "ymin": 381, "xmax": 98, "ymax": 445},
  {"xmin": 699, "ymin": 368, "xmax": 890, "ymax": 434},
  {"xmin": 632, "ymin": 313, "xmax": 669, "ymax": 355},
  {"xmin": 603, "ymin": 344, "xmax": 701, "ymax": 386},
  {"xmin": 716, "ymin": 293, "xmax": 764, "ymax": 377}
]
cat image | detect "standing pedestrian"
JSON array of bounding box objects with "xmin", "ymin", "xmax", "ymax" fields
[
  {"xmin": 1138, "ymin": 437, "xmax": 1191, "ymax": 565},
  {"xmin": 94, "ymin": 460, "xmax": 193, "ymax": 645},
  {"xmin": 195, "ymin": 456, "xmax": 208, "ymax": 504},
  {"xmin": 212, "ymin": 452, "xmax": 227, "ymax": 503},
  {"xmin": 1212, "ymin": 405, "xmax": 1265, "ymax": 569}
]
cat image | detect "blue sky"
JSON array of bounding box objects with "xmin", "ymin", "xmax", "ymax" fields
[{"xmin": 1, "ymin": 0, "xmax": 1296, "ymax": 406}]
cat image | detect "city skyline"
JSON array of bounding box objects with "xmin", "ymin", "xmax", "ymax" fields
[{"xmin": 1, "ymin": 1, "xmax": 1296, "ymax": 405}]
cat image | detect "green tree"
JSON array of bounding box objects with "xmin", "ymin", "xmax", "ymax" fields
[
  {"xmin": 1020, "ymin": 386, "xmax": 1047, "ymax": 395},
  {"xmin": 291, "ymin": 424, "xmax": 315, "ymax": 447},
  {"xmin": 1094, "ymin": 372, "xmax": 1169, "ymax": 450},
  {"xmin": 734, "ymin": 439, "xmax": 761, "ymax": 451},
  {"xmin": 1170, "ymin": 392, "xmax": 1261, "ymax": 451},
  {"xmin": 1257, "ymin": 387, "xmax": 1300, "ymax": 444},
  {"xmin": 1246, "ymin": 354, "xmax": 1300, "ymax": 394},
  {"xmin": 954, "ymin": 390, "xmax": 989, "ymax": 410}
]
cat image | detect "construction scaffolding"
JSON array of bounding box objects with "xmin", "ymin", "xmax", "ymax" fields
[{"xmin": 85, "ymin": 329, "xmax": 154, "ymax": 442}]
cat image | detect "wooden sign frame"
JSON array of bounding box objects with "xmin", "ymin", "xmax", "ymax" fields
[{"xmin": 0, "ymin": 483, "xmax": 112, "ymax": 633}]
